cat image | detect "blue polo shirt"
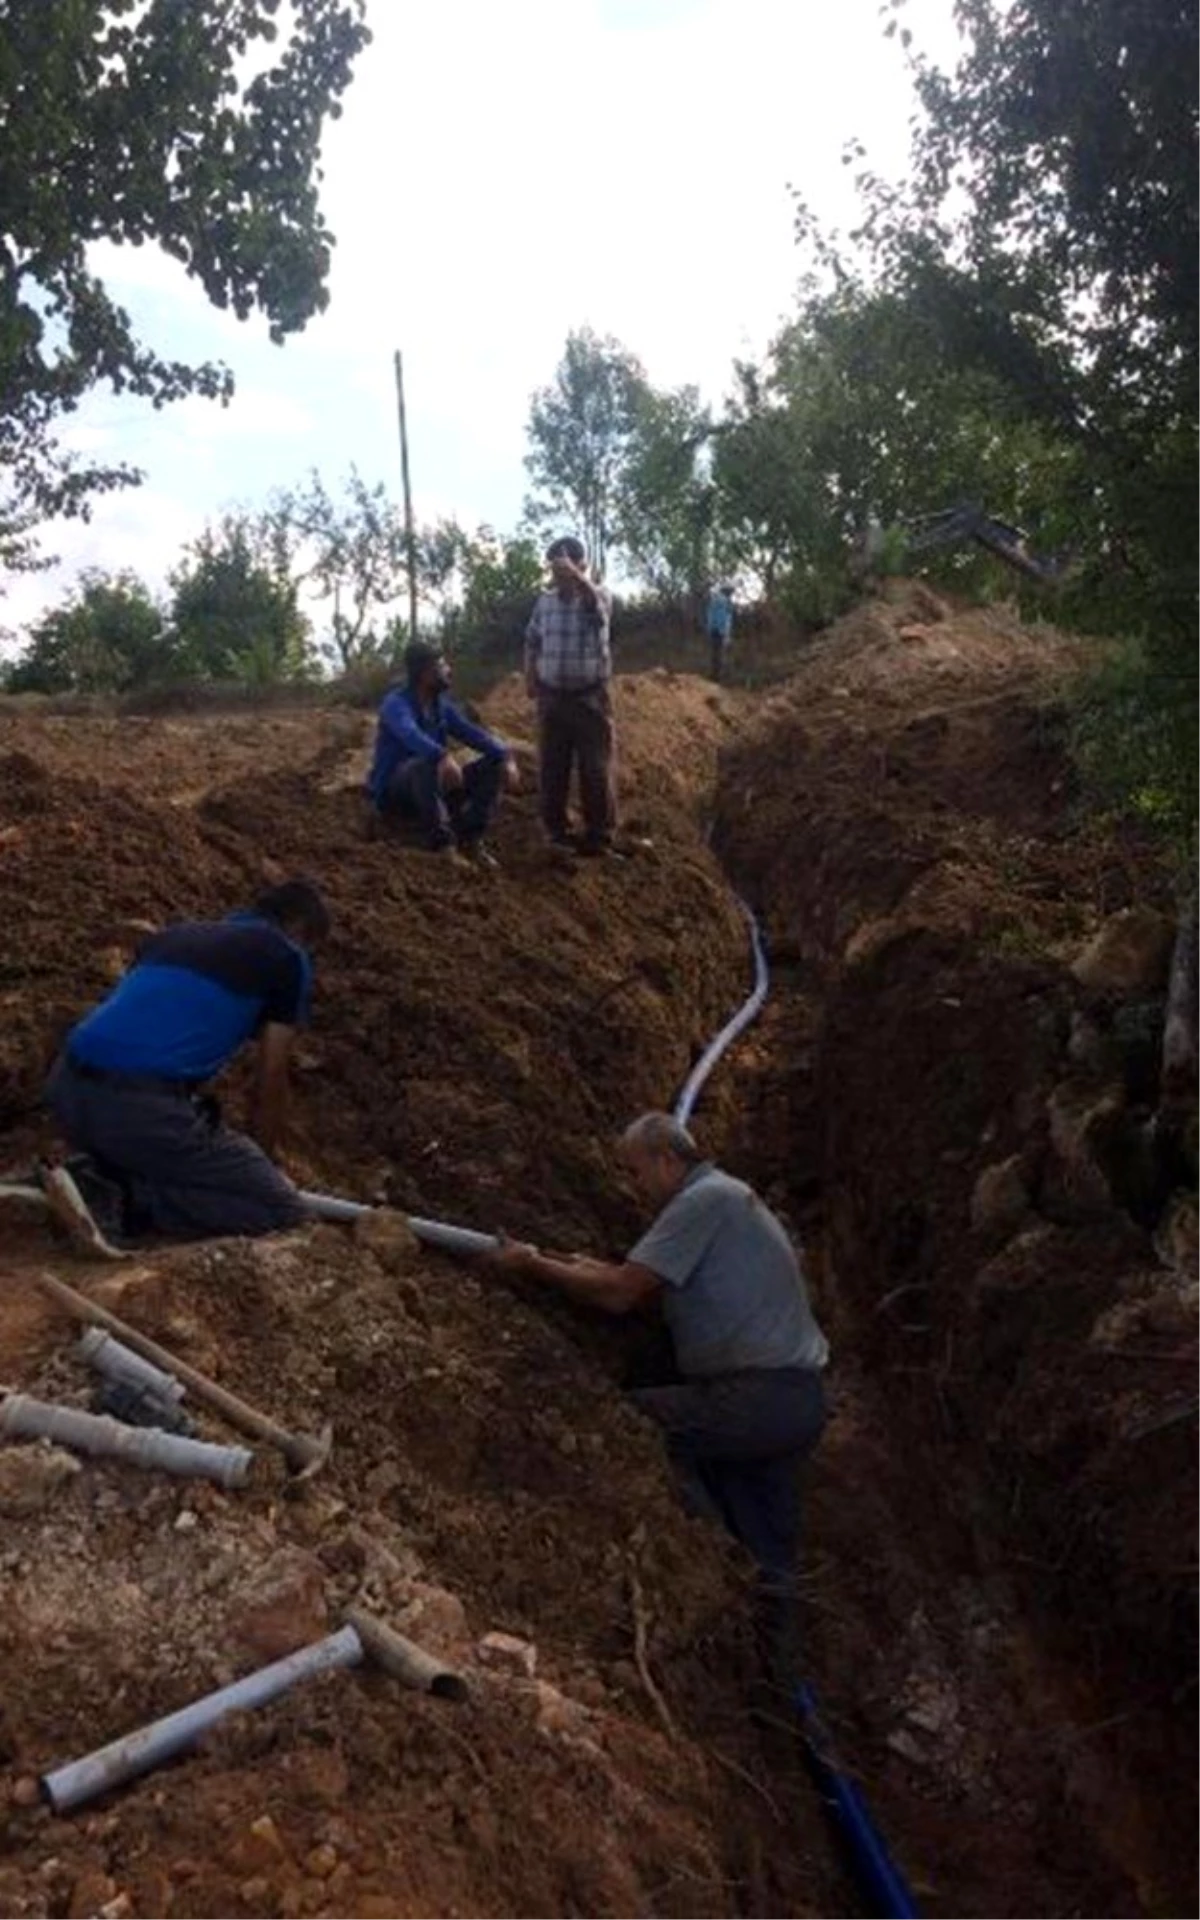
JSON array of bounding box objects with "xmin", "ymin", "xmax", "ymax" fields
[
  {"xmin": 66, "ymin": 914, "xmax": 312, "ymax": 1083},
  {"xmin": 367, "ymin": 686, "xmax": 507, "ymax": 806}
]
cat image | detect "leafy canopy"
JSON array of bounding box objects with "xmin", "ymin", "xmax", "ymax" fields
[{"xmin": 0, "ymin": 0, "xmax": 370, "ymax": 563}]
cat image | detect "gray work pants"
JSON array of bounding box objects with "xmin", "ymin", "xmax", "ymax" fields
[{"xmin": 47, "ymin": 1056, "xmax": 304, "ymax": 1241}]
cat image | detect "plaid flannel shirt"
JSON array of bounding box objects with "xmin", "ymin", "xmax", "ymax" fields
[{"xmin": 525, "ymin": 585, "xmax": 613, "ymax": 691}]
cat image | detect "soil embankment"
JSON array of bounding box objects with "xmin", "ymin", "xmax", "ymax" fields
[
  {"xmin": 0, "ymin": 588, "xmax": 1195, "ymax": 1918},
  {"xmin": 711, "ymin": 583, "xmax": 1197, "ymax": 1916}
]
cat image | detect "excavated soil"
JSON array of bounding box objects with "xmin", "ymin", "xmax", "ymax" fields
[
  {"xmin": 1, "ymin": 595, "xmax": 1196, "ymax": 1919},
  {"xmin": 0, "ymin": 672, "xmax": 838, "ymax": 1920},
  {"xmin": 711, "ymin": 583, "xmax": 1197, "ymax": 1917}
]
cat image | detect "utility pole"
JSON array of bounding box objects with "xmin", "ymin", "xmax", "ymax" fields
[{"xmin": 393, "ymin": 349, "xmax": 419, "ymax": 644}]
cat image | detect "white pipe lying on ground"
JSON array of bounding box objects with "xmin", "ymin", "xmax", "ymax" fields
[
  {"xmin": 41, "ymin": 1625, "xmax": 364, "ymax": 1814},
  {"xmin": 297, "ymin": 1189, "xmax": 499, "ymax": 1255},
  {"xmin": 0, "ymin": 1394, "xmax": 251, "ymax": 1489},
  {"xmin": 78, "ymin": 1328, "xmax": 186, "ymax": 1406}
]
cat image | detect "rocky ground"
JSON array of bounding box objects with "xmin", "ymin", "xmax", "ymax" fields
[{"xmin": 0, "ymin": 585, "xmax": 1195, "ymax": 1918}]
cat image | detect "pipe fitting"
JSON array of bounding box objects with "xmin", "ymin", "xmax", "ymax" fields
[{"xmin": 79, "ymin": 1328, "xmax": 186, "ymax": 1406}]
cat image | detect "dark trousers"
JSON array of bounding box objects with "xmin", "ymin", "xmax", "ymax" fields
[
  {"xmin": 708, "ymin": 633, "xmax": 729, "ymax": 682},
  {"xmin": 536, "ymin": 685, "xmax": 617, "ymax": 846},
  {"xmin": 384, "ymin": 754, "xmax": 502, "ymax": 849},
  {"xmin": 631, "ymin": 1367, "xmax": 825, "ymax": 1594},
  {"xmin": 632, "ymin": 1366, "xmax": 825, "ymax": 1688},
  {"xmin": 47, "ymin": 1056, "xmax": 304, "ymax": 1241}
]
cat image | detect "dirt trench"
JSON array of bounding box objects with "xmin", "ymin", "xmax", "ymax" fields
[
  {"xmin": 703, "ymin": 586, "xmax": 1197, "ymax": 1918},
  {"xmin": 0, "ymin": 593, "xmax": 1195, "ymax": 1919}
]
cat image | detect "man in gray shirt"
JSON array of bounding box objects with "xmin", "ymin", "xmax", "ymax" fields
[{"xmin": 491, "ymin": 1111, "xmax": 828, "ymax": 1684}]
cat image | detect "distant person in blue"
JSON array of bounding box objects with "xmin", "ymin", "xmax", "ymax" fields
[
  {"xmin": 46, "ymin": 880, "xmax": 330, "ymax": 1242},
  {"xmin": 367, "ymin": 641, "xmax": 518, "ymax": 865},
  {"xmin": 705, "ymin": 584, "xmax": 734, "ymax": 682}
]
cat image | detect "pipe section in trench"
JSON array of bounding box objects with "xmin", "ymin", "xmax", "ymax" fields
[
  {"xmin": 300, "ymin": 898, "xmax": 920, "ymax": 1918},
  {"xmin": 672, "ymin": 900, "xmax": 919, "ymax": 1920}
]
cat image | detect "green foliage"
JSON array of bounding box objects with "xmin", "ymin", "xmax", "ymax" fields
[
  {"xmin": 0, "ymin": 0, "xmax": 370, "ymax": 559},
  {"xmin": 273, "ymin": 468, "xmax": 408, "ymax": 670},
  {"xmin": 875, "ymin": 0, "xmax": 1198, "ymax": 840},
  {"xmin": 617, "ymin": 384, "xmax": 714, "ymax": 598},
  {"xmin": 709, "ymin": 280, "xmax": 1075, "ymax": 616},
  {"xmin": 1070, "ymin": 637, "xmax": 1198, "ymax": 854},
  {"xmin": 523, "ymin": 328, "xmax": 648, "ymax": 577},
  {"xmin": 170, "ymin": 515, "xmax": 316, "ymax": 686},
  {"xmin": 3, "ymin": 569, "xmax": 173, "ymax": 694}
]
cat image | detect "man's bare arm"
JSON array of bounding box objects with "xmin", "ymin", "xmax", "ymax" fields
[{"xmin": 493, "ymin": 1241, "xmax": 660, "ymax": 1314}]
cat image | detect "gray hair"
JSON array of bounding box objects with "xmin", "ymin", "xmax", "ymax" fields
[{"xmin": 621, "ymin": 1112, "xmax": 702, "ymax": 1162}]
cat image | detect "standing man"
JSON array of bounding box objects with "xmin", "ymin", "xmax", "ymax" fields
[
  {"xmin": 46, "ymin": 881, "xmax": 330, "ymax": 1242},
  {"xmin": 490, "ymin": 1112, "xmax": 829, "ymax": 1685},
  {"xmin": 705, "ymin": 583, "xmax": 734, "ymax": 682},
  {"xmin": 525, "ymin": 536, "xmax": 617, "ymax": 857},
  {"xmin": 367, "ymin": 641, "xmax": 518, "ymax": 865}
]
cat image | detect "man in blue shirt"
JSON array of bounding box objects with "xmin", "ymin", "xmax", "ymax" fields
[
  {"xmin": 705, "ymin": 585, "xmax": 734, "ymax": 683},
  {"xmin": 45, "ymin": 879, "xmax": 330, "ymax": 1243},
  {"xmin": 367, "ymin": 641, "xmax": 517, "ymax": 864},
  {"xmin": 489, "ymin": 1110, "xmax": 828, "ymax": 1688}
]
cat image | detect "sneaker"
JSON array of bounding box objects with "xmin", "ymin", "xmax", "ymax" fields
[
  {"xmin": 577, "ymin": 838, "xmax": 627, "ymax": 861},
  {"xmin": 38, "ymin": 1162, "xmax": 130, "ymax": 1259}
]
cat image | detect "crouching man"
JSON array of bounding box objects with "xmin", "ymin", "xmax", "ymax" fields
[
  {"xmin": 490, "ymin": 1111, "xmax": 829, "ymax": 1685},
  {"xmin": 46, "ymin": 880, "xmax": 329, "ymax": 1243},
  {"xmin": 367, "ymin": 641, "xmax": 518, "ymax": 865}
]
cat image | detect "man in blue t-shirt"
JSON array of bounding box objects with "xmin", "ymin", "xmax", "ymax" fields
[
  {"xmin": 489, "ymin": 1109, "xmax": 828, "ymax": 1687},
  {"xmin": 367, "ymin": 642, "xmax": 518, "ymax": 865},
  {"xmin": 45, "ymin": 879, "xmax": 330, "ymax": 1243}
]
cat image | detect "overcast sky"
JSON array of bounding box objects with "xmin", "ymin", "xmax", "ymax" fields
[{"xmin": 2, "ymin": 0, "xmax": 960, "ymax": 642}]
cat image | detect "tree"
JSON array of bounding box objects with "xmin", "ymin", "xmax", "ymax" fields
[
  {"xmin": 170, "ymin": 514, "xmax": 316, "ymax": 685},
  {"xmin": 456, "ymin": 527, "xmax": 543, "ymax": 652},
  {"xmin": 273, "ymin": 468, "xmax": 408, "ymax": 670},
  {"xmin": 782, "ymin": 0, "xmax": 1197, "ymax": 835},
  {"xmin": 524, "ymin": 328, "xmax": 648, "ymax": 577},
  {"xmin": 0, "ymin": 1, "xmax": 370, "ymax": 561},
  {"xmin": 617, "ymin": 384, "xmax": 715, "ymax": 598},
  {"xmin": 3, "ymin": 570, "xmax": 173, "ymax": 694}
]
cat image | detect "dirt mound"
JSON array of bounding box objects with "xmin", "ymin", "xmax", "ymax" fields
[
  {"xmin": 0, "ymin": 677, "xmax": 837, "ymax": 1919},
  {"xmin": 0, "ymin": 682, "xmax": 750, "ymax": 1247},
  {"xmin": 0, "ymin": 1228, "xmax": 823, "ymax": 1919}
]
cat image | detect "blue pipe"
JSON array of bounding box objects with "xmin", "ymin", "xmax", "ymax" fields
[
  {"xmin": 670, "ymin": 906, "xmax": 921, "ymax": 1920},
  {"xmin": 795, "ymin": 1684, "xmax": 919, "ymax": 1918}
]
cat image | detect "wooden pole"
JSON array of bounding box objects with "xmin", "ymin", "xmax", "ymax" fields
[{"xmin": 393, "ymin": 350, "xmax": 419, "ymax": 644}]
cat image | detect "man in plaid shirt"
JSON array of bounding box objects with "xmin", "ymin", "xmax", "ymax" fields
[{"xmin": 525, "ymin": 536, "xmax": 618, "ymax": 855}]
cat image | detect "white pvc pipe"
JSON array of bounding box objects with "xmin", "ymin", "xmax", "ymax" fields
[
  {"xmin": 407, "ymin": 1215, "xmax": 500, "ymax": 1256},
  {"xmin": 297, "ymin": 1189, "xmax": 499, "ymax": 1256},
  {"xmin": 0, "ymin": 1395, "xmax": 251, "ymax": 1489},
  {"xmin": 42, "ymin": 1625, "xmax": 364, "ymax": 1813},
  {"xmin": 673, "ymin": 901, "xmax": 769, "ymax": 1126},
  {"xmin": 79, "ymin": 1328, "xmax": 186, "ymax": 1406}
]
